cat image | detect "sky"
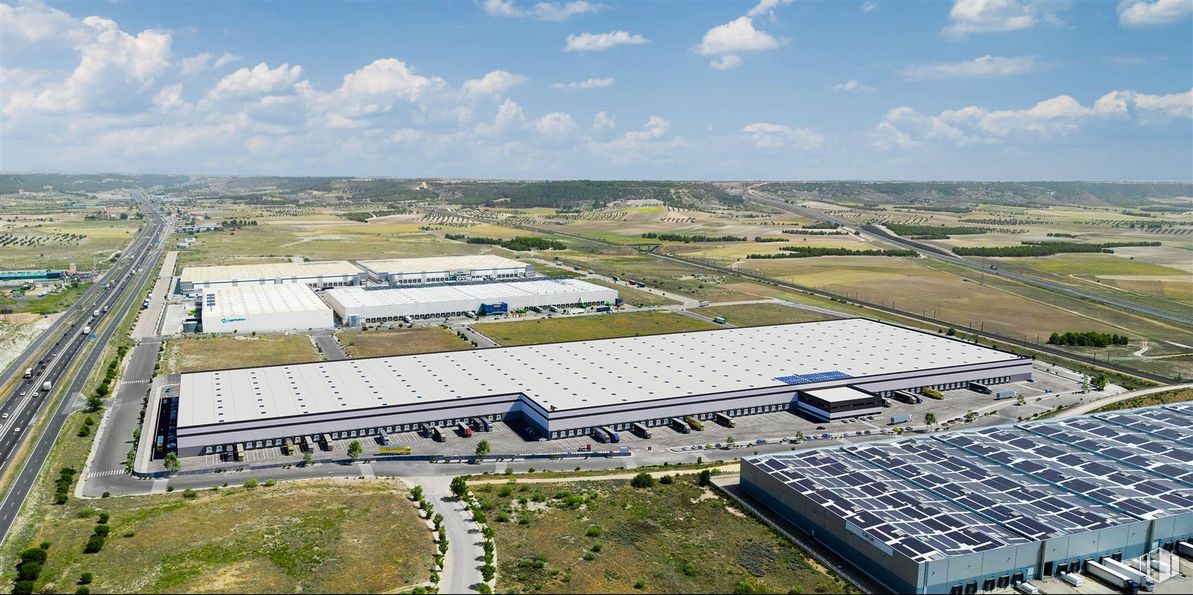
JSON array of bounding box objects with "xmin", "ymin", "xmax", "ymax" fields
[{"xmin": 1, "ymin": 0, "xmax": 1191, "ymax": 180}]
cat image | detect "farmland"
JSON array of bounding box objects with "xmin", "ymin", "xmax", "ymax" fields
[
  {"xmin": 476, "ymin": 476, "xmax": 853, "ymax": 594},
  {"xmin": 691, "ymin": 303, "xmax": 839, "ymax": 327},
  {"xmin": 473, "ymin": 311, "xmax": 718, "ymax": 346},
  {"xmin": 160, "ymin": 334, "xmax": 322, "ymax": 374}
]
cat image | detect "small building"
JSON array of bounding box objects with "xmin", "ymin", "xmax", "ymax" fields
[
  {"xmin": 357, "ymin": 255, "xmax": 533, "ymax": 286},
  {"xmin": 178, "ymin": 260, "xmax": 365, "ymax": 294},
  {"xmin": 796, "ymin": 386, "xmax": 884, "ymax": 421},
  {"xmin": 323, "ymin": 278, "xmax": 616, "ymax": 325},
  {"xmin": 199, "ymin": 283, "xmax": 334, "ymax": 334}
]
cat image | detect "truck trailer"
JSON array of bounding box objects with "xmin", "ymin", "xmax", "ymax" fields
[
  {"xmin": 1085, "ymin": 560, "xmax": 1139, "ymax": 592},
  {"xmin": 631, "ymin": 422, "xmax": 651, "ymax": 439},
  {"xmin": 670, "ymin": 417, "xmax": 691, "ymax": 434},
  {"xmin": 1102, "ymin": 558, "xmax": 1155, "ymax": 591}
]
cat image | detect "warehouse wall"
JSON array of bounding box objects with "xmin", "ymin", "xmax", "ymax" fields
[{"xmin": 201, "ymin": 308, "xmax": 334, "ymax": 334}]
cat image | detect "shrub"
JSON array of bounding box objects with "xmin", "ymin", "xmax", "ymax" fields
[
  {"xmin": 182, "ymin": 488, "xmax": 196, "ymax": 499},
  {"xmin": 659, "ymin": 475, "xmax": 674, "ymax": 485},
  {"xmin": 79, "ymin": 572, "xmax": 94, "ymax": 584},
  {"xmin": 585, "ymin": 525, "xmax": 602, "ymax": 537},
  {"xmin": 243, "ymin": 479, "xmax": 259, "ymax": 489},
  {"xmin": 97, "ymin": 512, "xmax": 109, "ymax": 524},
  {"xmin": 698, "ymin": 469, "xmax": 713, "ymax": 487},
  {"xmin": 17, "ymin": 562, "xmax": 41, "ymax": 581},
  {"xmin": 93, "ymin": 525, "xmax": 111, "ymax": 538},
  {"xmin": 12, "ymin": 580, "xmax": 34, "ymax": 595},
  {"xmin": 76, "ymin": 588, "xmax": 91, "ymax": 595},
  {"xmin": 630, "ymin": 473, "xmax": 654, "ymax": 488},
  {"xmin": 83, "ymin": 535, "xmax": 105, "ymax": 554},
  {"xmin": 633, "ymin": 579, "xmax": 646, "ymax": 590},
  {"xmin": 19, "ymin": 548, "xmax": 47, "ymax": 565}
]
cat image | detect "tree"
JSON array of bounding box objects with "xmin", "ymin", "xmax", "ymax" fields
[
  {"xmin": 475, "ymin": 439, "xmax": 491, "ymax": 459},
  {"xmin": 347, "ymin": 440, "xmax": 363, "ymax": 462},
  {"xmin": 630, "ymin": 472, "xmax": 655, "ymax": 488},
  {"xmin": 163, "ymin": 453, "xmax": 181, "ymax": 474},
  {"xmin": 1015, "ymin": 394, "xmax": 1026, "ymax": 406},
  {"xmin": 450, "ymin": 476, "xmax": 469, "ymax": 498},
  {"xmin": 697, "ymin": 469, "xmax": 712, "ymax": 487},
  {"xmin": 794, "ymin": 431, "xmax": 805, "ymax": 443},
  {"xmin": 302, "ymin": 452, "xmax": 313, "ymax": 467},
  {"xmin": 924, "ymin": 412, "xmax": 937, "ymax": 427},
  {"xmin": 84, "ymin": 394, "xmax": 104, "ymax": 412},
  {"xmin": 1091, "ymin": 373, "xmax": 1108, "ymax": 391}
]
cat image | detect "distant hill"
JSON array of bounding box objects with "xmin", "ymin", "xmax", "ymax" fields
[{"xmin": 755, "ymin": 181, "xmax": 1193, "ymax": 208}]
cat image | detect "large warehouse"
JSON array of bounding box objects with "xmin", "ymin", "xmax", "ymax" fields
[
  {"xmin": 322, "ymin": 278, "xmax": 616, "ymax": 325},
  {"xmin": 158, "ymin": 319, "xmax": 1032, "ymax": 457},
  {"xmin": 177, "ymin": 260, "xmax": 366, "ymax": 293},
  {"xmin": 199, "ymin": 283, "xmax": 335, "ymax": 334},
  {"xmin": 357, "ymin": 255, "xmax": 533, "ymax": 286},
  {"xmin": 741, "ymin": 404, "xmax": 1193, "ymax": 595}
]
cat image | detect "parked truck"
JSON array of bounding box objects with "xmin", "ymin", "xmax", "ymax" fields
[
  {"xmin": 471, "ymin": 417, "xmax": 492, "ymax": 432},
  {"xmin": 1102, "ymin": 558, "xmax": 1155, "ymax": 591},
  {"xmin": 631, "ymin": 422, "xmax": 651, "ymax": 439},
  {"xmin": 685, "ymin": 416, "xmax": 704, "ymax": 431},
  {"xmin": 968, "ymin": 382, "xmax": 992, "ymax": 394},
  {"xmin": 892, "ymin": 390, "xmax": 921, "ymax": 404},
  {"xmin": 1059, "ymin": 572, "xmax": 1084, "ymax": 587},
  {"xmin": 670, "ymin": 417, "xmax": 691, "ymax": 434},
  {"xmin": 715, "ymin": 412, "xmax": 736, "ymax": 427},
  {"xmin": 41, "ymin": 380, "xmax": 52, "ymax": 392},
  {"xmin": 457, "ymin": 422, "xmax": 473, "ymax": 438},
  {"xmin": 1085, "ymin": 560, "xmax": 1140, "ymax": 592},
  {"xmin": 593, "ymin": 426, "xmax": 619, "ymax": 443},
  {"xmin": 890, "ymin": 413, "xmax": 911, "ymax": 425}
]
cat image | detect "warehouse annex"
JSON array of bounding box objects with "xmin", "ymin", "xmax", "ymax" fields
[{"xmin": 156, "ymin": 318, "xmax": 1031, "ymax": 457}]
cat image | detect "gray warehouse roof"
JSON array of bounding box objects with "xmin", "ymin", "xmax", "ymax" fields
[
  {"xmin": 357, "ymin": 254, "xmax": 527, "ymax": 274},
  {"xmin": 201, "ymin": 283, "xmax": 332, "ymax": 317},
  {"xmin": 179, "ymin": 260, "xmax": 362, "ymax": 284},
  {"xmin": 746, "ymin": 404, "xmax": 1193, "ymax": 563},
  {"xmin": 177, "ymin": 318, "xmax": 1023, "ymax": 428},
  {"xmin": 324, "ymin": 278, "xmax": 610, "ymax": 309}
]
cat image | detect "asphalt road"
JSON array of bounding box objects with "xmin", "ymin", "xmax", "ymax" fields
[{"xmin": 0, "ymin": 194, "xmax": 167, "ymax": 543}]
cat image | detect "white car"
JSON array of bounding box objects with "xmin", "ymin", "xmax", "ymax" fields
[{"xmin": 2, "ymin": 413, "xmax": 8, "ymax": 419}]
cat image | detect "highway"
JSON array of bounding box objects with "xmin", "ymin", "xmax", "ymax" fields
[
  {"xmin": 0, "ymin": 192, "xmax": 167, "ymax": 544},
  {"xmin": 743, "ymin": 187, "xmax": 1193, "ymax": 328}
]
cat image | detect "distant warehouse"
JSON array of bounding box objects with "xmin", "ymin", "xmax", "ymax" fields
[
  {"xmin": 177, "ymin": 260, "xmax": 366, "ymax": 294},
  {"xmin": 199, "ymin": 283, "xmax": 334, "ymax": 334},
  {"xmin": 323, "ymin": 278, "xmax": 616, "ymax": 325},
  {"xmin": 159, "ymin": 319, "xmax": 1031, "ymax": 457},
  {"xmin": 357, "ymin": 255, "xmax": 533, "ymax": 286},
  {"xmin": 741, "ymin": 404, "xmax": 1193, "ymax": 594}
]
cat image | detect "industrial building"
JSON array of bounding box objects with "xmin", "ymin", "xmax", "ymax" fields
[
  {"xmin": 322, "ymin": 278, "xmax": 616, "ymax": 325},
  {"xmin": 158, "ymin": 318, "xmax": 1031, "ymax": 457},
  {"xmin": 795, "ymin": 386, "xmax": 884, "ymax": 421},
  {"xmin": 357, "ymin": 255, "xmax": 533, "ymax": 286},
  {"xmin": 177, "ymin": 260, "xmax": 366, "ymax": 293},
  {"xmin": 198, "ymin": 283, "xmax": 335, "ymax": 334},
  {"xmin": 741, "ymin": 404, "xmax": 1193, "ymax": 595}
]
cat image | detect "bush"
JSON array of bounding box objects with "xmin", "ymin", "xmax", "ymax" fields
[
  {"xmin": 17, "ymin": 562, "xmax": 42, "ymax": 581},
  {"xmin": 591, "ymin": 542, "xmax": 603, "ymax": 553},
  {"xmin": 19, "ymin": 548, "xmax": 47, "ymax": 565},
  {"xmin": 698, "ymin": 469, "xmax": 713, "ymax": 487},
  {"xmin": 76, "ymin": 588, "xmax": 91, "ymax": 595},
  {"xmin": 182, "ymin": 488, "xmax": 196, "ymax": 499},
  {"xmin": 97, "ymin": 512, "xmax": 109, "ymax": 524},
  {"xmin": 93, "ymin": 525, "xmax": 111, "ymax": 538},
  {"xmin": 585, "ymin": 525, "xmax": 602, "ymax": 537},
  {"xmin": 630, "ymin": 473, "xmax": 654, "ymax": 488},
  {"xmin": 79, "ymin": 572, "xmax": 94, "ymax": 585},
  {"xmin": 83, "ymin": 535, "xmax": 105, "ymax": 554},
  {"xmin": 659, "ymin": 475, "xmax": 674, "ymax": 485},
  {"xmin": 633, "ymin": 579, "xmax": 646, "ymax": 590},
  {"xmin": 12, "ymin": 580, "xmax": 34, "ymax": 595},
  {"xmin": 243, "ymin": 479, "xmax": 259, "ymax": 489}
]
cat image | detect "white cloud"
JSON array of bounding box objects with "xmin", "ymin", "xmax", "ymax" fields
[
  {"xmin": 872, "ymin": 88, "xmax": 1192, "ymax": 149},
  {"xmin": 535, "ymin": 112, "xmax": 577, "ymax": 135},
  {"xmin": 862, "ymin": 1, "xmax": 879, "ymax": 12},
  {"xmin": 482, "ymin": 0, "xmax": 603, "ymax": 21},
  {"xmin": 697, "ymin": 16, "xmax": 780, "ymax": 55},
  {"xmin": 625, "ymin": 115, "xmax": 670, "ymax": 142},
  {"xmin": 592, "ymin": 111, "xmax": 616, "ymax": 132},
  {"xmin": 461, "ymin": 70, "xmax": 527, "ymax": 100},
  {"xmin": 589, "ymin": 115, "xmax": 682, "ymax": 163},
  {"xmin": 152, "ymin": 83, "xmax": 187, "ymax": 112},
  {"xmin": 495, "ymin": 98, "xmax": 527, "ymax": 128},
  {"xmin": 941, "ymin": 0, "xmax": 1068, "ymax": 40},
  {"xmin": 205, "ymin": 62, "xmax": 303, "ymax": 102},
  {"xmin": 552, "ymin": 77, "xmax": 615, "ymax": 90},
  {"xmin": 900, "ymin": 55, "xmax": 1045, "ymax": 81},
  {"xmin": 320, "ymin": 58, "xmax": 446, "ymax": 119},
  {"xmin": 830, "ymin": 79, "xmax": 875, "ymax": 93},
  {"xmin": 564, "ymin": 31, "xmax": 649, "ymax": 52},
  {"xmin": 710, "ymin": 55, "xmax": 745, "ymax": 70},
  {"xmin": 741, "ymin": 123, "xmax": 824, "ymax": 150},
  {"xmin": 1117, "ymin": 0, "xmax": 1193, "ymax": 26},
  {"xmin": 746, "ymin": 0, "xmax": 794, "ymax": 19},
  {"xmin": 0, "ymin": 2, "xmax": 78, "ymax": 44},
  {"xmin": 180, "ymin": 52, "xmax": 241, "ymax": 75}
]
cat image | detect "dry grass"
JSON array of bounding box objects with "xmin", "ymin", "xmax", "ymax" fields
[
  {"xmin": 161, "ymin": 334, "xmax": 322, "ymax": 374},
  {"xmin": 478, "ymin": 477, "xmax": 853, "ymax": 594},
  {"xmin": 337, "ymin": 326, "xmax": 471, "ymax": 358},
  {"xmin": 584, "ymin": 279, "xmax": 680, "ymax": 307},
  {"xmin": 691, "ymin": 303, "xmax": 838, "ymax": 327},
  {"xmin": 473, "ymin": 311, "xmax": 717, "ymax": 346}
]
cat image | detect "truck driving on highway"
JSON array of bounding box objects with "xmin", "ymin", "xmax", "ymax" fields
[
  {"xmin": 23, "ymin": 368, "xmax": 32, "ymax": 379},
  {"xmin": 41, "ymin": 381, "xmax": 52, "ymax": 392},
  {"xmin": 81, "ymin": 326, "xmax": 91, "ymax": 336}
]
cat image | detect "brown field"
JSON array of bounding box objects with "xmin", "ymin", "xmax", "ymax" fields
[
  {"xmin": 691, "ymin": 303, "xmax": 839, "ymax": 327},
  {"xmin": 337, "ymin": 326, "xmax": 471, "ymax": 358},
  {"xmin": 473, "ymin": 311, "xmax": 717, "ymax": 346},
  {"xmin": 584, "ymin": 279, "xmax": 681, "ymax": 307},
  {"xmin": 161, "ymin": 334, "xmax": 322, "ymax": 374}
]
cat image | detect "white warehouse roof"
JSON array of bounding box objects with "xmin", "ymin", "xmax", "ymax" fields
[
  {"xmin": 802, "ymin": 386, "xmax": 876, "ymax": 403},
  {"xmin": 180, "ymin": 260, "xmax": 363, "ymax": 284},
  {"xmin": 325, "ymin": 278, "xmax": 610, "ymax": 310},
  {"xmin": 177, "ymin": 319, "xmax": 1024, "ymax": 428},
  {"xmin": 357, "ymin": 254, "xmax": 527, "ymax": 274},
  {"xmin": 201, "ymin": 283, "xmax": 331, "ymax": 317}
]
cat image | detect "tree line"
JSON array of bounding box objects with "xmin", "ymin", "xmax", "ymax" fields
[
  {"xmin": 953, "ymin": 241, "xmax": 1160, "ymax": 257},
  {"xmin": 747, "ymin": 246, "xmax": 917, "ymax": 259},
  {"xmin": 1048, "ymin": 331, "xmax": 1129, "ymax": 348},
  {"xmin": 884, "ymin": 223, "xmax": 988, "ymax": 239},
  {"xmin": 640, "ymin": 232, "xmax": 746, "ymax": 243},
  {"xmin": 445, "ymin": 234, "xmax": 567, "ymax": 251}
]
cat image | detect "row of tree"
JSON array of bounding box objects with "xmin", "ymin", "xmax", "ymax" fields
[
  {"xmin": 447, "ymin": 235, "xmax": 568, "ymax": 251},
  {"xmin": 953, "ymin": 241, "xmax": 1160, "ymax": 257},
  {"xmin": 1048, "ymin": 331, "xmax": 1130, "ymax": 348},
  {"xmin": 746, "ymin": 246, "xmax": 917, "ymax": 259},
  {"xmin": 640, "ymin": 232, "xmax": 746, "ymax": 243}
]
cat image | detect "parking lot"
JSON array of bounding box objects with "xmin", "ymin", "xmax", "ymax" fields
[{"xmin": 172, "ymin": 362, "xmax": 1089, "ymax": 471}]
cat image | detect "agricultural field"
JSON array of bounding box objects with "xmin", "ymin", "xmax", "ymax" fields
[
  {"xmin": 556, "ymin": 252, "xmax": 763, "ymax": 302},
  {"xmin": 691, "ymin": 303, "xmax": 838, "ymax": 327},
  {"xmin": 160, "ymin": 334, "xmax": 322, "ymax": 374},
  {"xmin": 473, "ymin": 311, "xmax": 717, "ymax": 346},
  {"xmin": 476, "ymin": 476, "xmax": 852, "ymax": 594},
  {"xmin": 0, "ymin": 213, "xmax": 139, "ymax": 272},
  {"xmin": 337, "ymin": 326, "xmax": 471, "ymax": 358},
  {"xmin": 0, "ymin": 412, "xmax": 434, "ymax": 594}
]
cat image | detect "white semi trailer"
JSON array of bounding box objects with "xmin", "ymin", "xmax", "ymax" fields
[
  {"xmin": 1102, "ymin": 558, "xmax": 1155, "ymax": 591},
  {"xmin": 1085, "ymin": 560, "xmax": 1139, "ymax": 592}
]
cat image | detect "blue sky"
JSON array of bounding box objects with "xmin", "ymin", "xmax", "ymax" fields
[{"xmin": 2, "ymin": 0, "xmax": 1190, "ymax": 180}]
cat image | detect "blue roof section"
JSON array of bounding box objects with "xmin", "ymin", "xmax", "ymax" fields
[{"xmin": 775, "ymin": 371, "xmax": 852, "ymax": 385}]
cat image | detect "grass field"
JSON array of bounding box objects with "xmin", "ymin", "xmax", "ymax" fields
[
  {"xmin": 0, "ymin": 216, "xmax": 138, "ymax": 272},
  {"xmin": 160, "ymin": 334, "xmax": 322, "ymax": 374},
  {"xmin": 337, "ymin": 326, "xmax": 471, "ymax": 358},
  {"xmin": 691, "ymin": 303, "xmax": 838, "ymax": 327},
  {"xmin": 584, "ymin": 279, "xmax": 681, "ymax": 307},
  {"xmin": 473, "ymin": 311, "xmax": 717, "ymax": 346},
  {"xmin": 0, "ymin": 282, "xmax": 93, "ymax": 315},
  {"xmin": 557, "ymin": 253, "xmax": 762, "ymax": 302},
  {"xmin": 1092, "ymin": 388, "xmax": 1193, "ymax": 412},
  {"xmin": 1016, "ymin": 254, "xmax": 1187, "ymax": 277},
  {"xmin": 478, "ymin": 477, "xmax": 852, "ymax": 594},
  {"xmin": 0, "ymin": 409, "xmax": 435, "ymax": 593}
]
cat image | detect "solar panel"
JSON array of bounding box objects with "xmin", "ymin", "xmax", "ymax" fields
[{"xmin": 774, "ymin": 370, "xmax": 853, "ymax": 385}]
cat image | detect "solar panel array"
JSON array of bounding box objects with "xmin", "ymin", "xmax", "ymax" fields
[{"xmin": 750, "ymin": 405, "xmax": 1193, "ymax": 562}]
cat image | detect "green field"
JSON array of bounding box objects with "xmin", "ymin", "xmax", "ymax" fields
[
  {"xmin": 473, "ymin": 311, "xmax": 717, "ymax": 346},
  {"xmin": 1093, "ymin": 388, "xmax": 1193, "ymax": 412},
  {"xmin": 0, "ymin": 282, "xmax": 93, "ymax": 315},
  {"xmin": 160, "ymin": 334, "xmax": 322, "ymax": 374},
  {"xmin": 691, "ymin": 303, "xmax": 838, "ymax": 327},
  {"xmin": 0, "ymin": 408, "xmax": 435, "ymax": 594},
  {"xmin": 1016, "ymin": 254, "xmax": 1187, "ymax": 277},
  {"xmin": 477, "ymin": 477, "xmax": 853, "ymax": 594},
  {"xmin": 337, "ymin": 326, "xmax": 471, "ymax": 358},
  {"xmin": 0, "ymin": 217, "xmax": 139, "ymax": 272}
]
